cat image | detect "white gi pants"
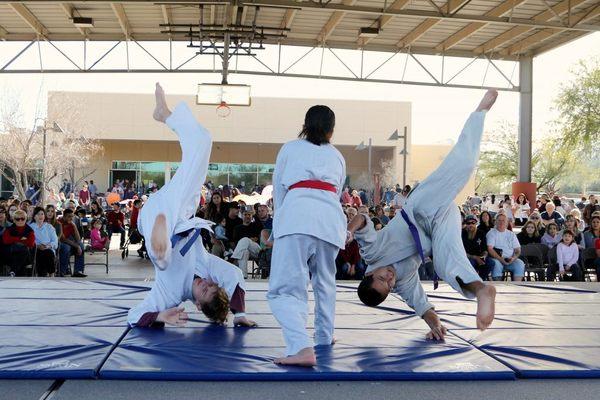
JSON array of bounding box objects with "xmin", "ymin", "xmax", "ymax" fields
[
  {"xmin": 231, "ymin": 237, "xmax": 261, "ymax": 278},
  {"xmin": 407, "ymin": 112, "xmax": 486, "ymax": 297},
  {"xmin": 267, "ymin": 234, "xmax": 338, "ymax": 356},
  {"xmin": 139, "ymin": 103, "xmax": 212, "ymax": 266}
]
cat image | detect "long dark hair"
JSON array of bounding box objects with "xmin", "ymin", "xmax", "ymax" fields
[{"xmin": 298, "ymin": 105, "xmax": 335, "ymax": 145}]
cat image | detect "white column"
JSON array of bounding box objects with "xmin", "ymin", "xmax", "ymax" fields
[{"xmin": 518, "ymin": 56, "xmax": 533, "ymax": 182}]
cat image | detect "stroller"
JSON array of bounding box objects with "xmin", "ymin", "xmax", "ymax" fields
[{"xmin": 121, "ymin": 226, "xmax": 148, "ymax": 259}]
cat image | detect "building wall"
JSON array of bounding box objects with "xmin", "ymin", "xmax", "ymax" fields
[{"xmin": 49, "ymin": 91, "xmax": 471, "ymax": 204}]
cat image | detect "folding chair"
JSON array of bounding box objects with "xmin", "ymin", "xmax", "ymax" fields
[
  {"xmin": 581, "ymin": 247, "xmax": 598, "ymax": 282},
  {"xmin": 519, "ymin": 244, "xmax": 545, "ymax": 281}
]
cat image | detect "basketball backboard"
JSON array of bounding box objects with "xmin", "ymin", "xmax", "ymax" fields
[{"xmin": 197, "ymin": 83, "xmax": 251, "ymax": 106}]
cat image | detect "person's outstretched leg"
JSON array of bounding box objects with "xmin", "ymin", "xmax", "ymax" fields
[
  {"xmin": 141, "ymin": 83, "xmax": 213, "ymax": 269},
  {"xmin": 431, "ymin": 205, "xmax": 496, "ymax": 330},
  {"xmin": 267, "ymin": 234, "xmax": 316, "ymax": 367},
  {"xmin": 408, "ymin": 90, "xmax": 497, "ymax": 217}
]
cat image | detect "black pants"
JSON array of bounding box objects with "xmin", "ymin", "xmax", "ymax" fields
[
  {"xmin": 36, "ymin": 248, "xmax": 56, "ymax": 276},
  {"xmin": 514, "ymin": 217, "xmax": 527, "ymax": 227},
  {"xmin": 547, "ymin": 263, "xmax": 583, "ymax": 281},
  {"xmin": 7, "ymin": 244, "xmax": 33, "ymax": 276},
  {"xmin": 108, "ymin": 226, "xmax": 126, "ymax": 247}
]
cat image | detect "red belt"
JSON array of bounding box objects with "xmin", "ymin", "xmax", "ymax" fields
[{"xmin": 289, "ymin": 180, "xmax": 337, "ymax": 193}]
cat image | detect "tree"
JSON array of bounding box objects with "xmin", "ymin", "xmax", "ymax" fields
[
  {"xmin": 476, "ymin": 122, "xmax": 575, "ymax": 193},
  {"xmin": 555, "ymin": 58, "xmax": 600, "ymax": 153},
  {"xmin": 0, "ymin": 91, "xmax": 103, "ymax": 202}
]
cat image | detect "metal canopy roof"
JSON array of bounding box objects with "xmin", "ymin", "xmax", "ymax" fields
[{"xmin": 0, "ymin": 0, "xmax": 598, "ymax": 61}]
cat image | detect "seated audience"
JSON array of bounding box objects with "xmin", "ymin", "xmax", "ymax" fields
[
  {"xmin": 461, "ymin": 214, "xmax": 493, "ymax": 280},
  {"xmin": 486, "ymin": 213, "xmax": 525, "ymax": 281},
  {"xmin": 336, "ymin": 236, "xmax": 364, "ymax": 280},
  {"xmin": 2, "ymin": 210, "xmax": 35, "ymax": 276},
  {"xmin": 541, "ymin": 222, "xmax": 561, "ymax": 248},
  {"xmin": 561, "ymin": 215, "xmax": 584, "ymax": 249},
  {"xmin": 107, "ymin": 202, "xmax": 126, "ymax": 249},
  {"xmin": 230, "ymin": 207, "xmax": 263, "ymax": 278},
  {"xmin": 528, "ymin": 210, "xmax": 546, "ymax": 236},
  {"xmin": 59, "ymin": 209, "xmax": 86, "ymax": 277},
  {"xmin": 517, "ymin": 221, "xmax": 542, "ymax": 245},
  {"xmin": 547, "ymin": 230, "xmax": 583, "ymax": 281},
  {"xmin": 90, "ymin": 219, "xmax": 110, "ymax": 251},
  {"xmin": 29, "ymin": 207, "xmax": 58, "ymax": 277},
  {"xmin": 541, "ymin": 202, "xmax": 565, "ymax": 229},
  {"xmin": 256, "ymin": 204, "xmax": 273, "ymax": 230},
  {"xmin": 478, "ymin": 211, "xmax": 494, "ymax": 234},
  {"xmin": 374, "ymin": 205, "xmax": 390, "ymax": 226},
  {"xmin": 583, "ymin": 215, "xmax": 600, "ymax": 248}
]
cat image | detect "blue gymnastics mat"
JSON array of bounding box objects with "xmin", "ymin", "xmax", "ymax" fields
[
  {"xmin": 2, "ymin": 280, "xmax": 600, "ymax": 380},
  {"xmin": 0, "ymin": 326, "xmax": 128, "ymax": 379}
]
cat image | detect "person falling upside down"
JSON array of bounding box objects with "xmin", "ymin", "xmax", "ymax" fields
[
  {"xmin": 348, "ymin": 90, "xmax": 499, "ymax": 340},
  {"xmin": 127, "ymin": 83, "xmax": 256, "ymax": 329}
]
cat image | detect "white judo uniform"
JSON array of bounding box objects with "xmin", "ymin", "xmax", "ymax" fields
[
  {"xmin": 354, "ymin": 111, "xmax": 487, "ymax": 307},
  {"xmin": 267, "ymin": 139, "xmax": 347, "ymax": 356},
  {"xmin": 128, "ymin": 102, "xmax": 245, "ymax": 326}
]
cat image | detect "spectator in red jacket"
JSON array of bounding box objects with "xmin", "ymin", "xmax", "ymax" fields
[
  {"xmin": 2, "ymin": 209, "xmax": 35, "ymax": 276},
  {"xmin": 336, "ymin": 238, "xmax": 364, "ymax": 280},
  {"xmin": 107, "ymin": 202, "xmax": 126, "ymax": 249}
]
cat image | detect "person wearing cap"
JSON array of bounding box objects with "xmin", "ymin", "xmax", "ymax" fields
[
  {"xmin": 128, "ymin": 83, "xmax": 256, "ymax": 329},
  {"xmin": 267, "ymin": 103, "xmax": 346, "ymax": 367},
  {"xmin": 347, "ymin": 90, "xmax": 498, "ymax": 340},
  {"xmin": 462, "ymin": 214, "xmax": 493, "ymax": 280}
]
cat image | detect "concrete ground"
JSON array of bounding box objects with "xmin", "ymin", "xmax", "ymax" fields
[{"xmin": 4, "ymin": 379, "xmax": 600, "ymax": 400}]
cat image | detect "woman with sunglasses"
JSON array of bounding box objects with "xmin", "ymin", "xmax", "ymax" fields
[
  {"xmin": 527, "ymin": 210, "xmax": 545, "ymax": 236},
  {"xmin": 2, "ymin": 209, "xmax": 35, "ymax": 276}
]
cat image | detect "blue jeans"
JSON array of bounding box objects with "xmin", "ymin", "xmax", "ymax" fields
[
  {"xmin": 59, "ymin": 242, "xmax": 85, "ymax": 274},
  {"xmin": 468, "ymin": 256, "xmax": 494, "ymax": 281},
  {"xmin": 491, "ymin": 257, "xmax": 525, "ymax": 280}
]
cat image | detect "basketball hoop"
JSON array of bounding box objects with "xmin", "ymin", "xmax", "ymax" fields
[{"xmin": 216, "ymin": 101, "xmax": 231, "ymax": 118}]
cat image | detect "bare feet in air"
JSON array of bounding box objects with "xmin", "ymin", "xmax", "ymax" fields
[
  {"xmin": 475, "ymin": 284, "xmax": 496, "ymax": 330},
  {"xmin": 476, "ymin": 89, "xmax": 498, "ymax": 112},
  {"xmin": 153, "ymin": 82, "xmax": 172, "ymax": 123},
  {"xmin": 274, "ymin": 347, "xmax": 316, "ymax": 367},
  {"xmin": 151, "ymin": 213, "xmax": 169, "ymax": 270}
]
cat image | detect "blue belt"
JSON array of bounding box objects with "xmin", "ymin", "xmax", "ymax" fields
[
  {"xmin": 400, "ymin": 209, "xmax": 439, "ymax": 290},
  {"xmin": 170, "ymin": 228, "xmax": 203, "ymax": 257}
]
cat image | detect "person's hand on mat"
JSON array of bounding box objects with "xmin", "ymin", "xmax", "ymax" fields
[
  {"xmin": 423, "ymin": 309, "xmax": 447, "ymax": 341},
  {"xmin": 157, "ymin": 306, "xmax": 189, "ymax": 326},
  {"xmin": 426, "ymin": 325, "xmax": 447, "ymax": 341},
  {"xmin": 233, "ymin": 316, "xmax": 258, "ymax": 328}
]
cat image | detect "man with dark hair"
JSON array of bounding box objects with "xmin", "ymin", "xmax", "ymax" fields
[
  {"xmin": 349, "ymin": 90, "xmax": 498, "ymax": 336},
  {"xmin": 59, "ymin": 208, "xmax": 86, "ymax": 277},
  {"xmin": 107, "ymin": 202, "xmax": 126, "ymax": 249}
]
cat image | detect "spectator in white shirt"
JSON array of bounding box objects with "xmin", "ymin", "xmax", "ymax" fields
[
  {"xmin": 486, "ymin": 213, "xmax": 525, "ymax": 281},
  {"xmin": 513, "ymin": 193, "xmax": 531, "ymax": 226},
  {"xmin": 547, "ymin": 230, "xmax": 582, "ymax": 281},
  {"xmin": 392, "ymin": 185, "xmax": 411, "ymax": 210}
]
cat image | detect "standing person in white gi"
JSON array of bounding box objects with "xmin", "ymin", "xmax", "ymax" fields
[
  {"xmin": 268, "ymin": 105, "xmax": 346, "ymax": 367},
  {"xmin": 128, "ymin": 83, "xmax": 256, "ymax": 328},
  {"xmin": 350, "ymin": 90, "xmax": 499, "ymax": 335}
]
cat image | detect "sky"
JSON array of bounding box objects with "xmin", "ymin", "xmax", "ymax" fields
[{"xmin": 0, "ymin": 32, "xmax": 598, "ymax": 144}]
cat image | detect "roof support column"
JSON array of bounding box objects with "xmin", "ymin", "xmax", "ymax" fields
[
  {"xmin": 518, "ymin": 56, "xmax": 532, "ymax": 182},
  {"xmin": 513, "ymin": 55, "xmax": 537, "ymax": 201}
]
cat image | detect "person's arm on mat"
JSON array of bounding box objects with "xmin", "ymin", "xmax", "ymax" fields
[
  {"xmin": 231, "ymin": 285, "xmax": 257, "ymax": 327},
  {"xmin": 394, "ymin": 268, "xmax": 444, "ymax": 339}
]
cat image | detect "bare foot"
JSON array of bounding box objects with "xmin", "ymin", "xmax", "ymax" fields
[
  {"xmin": 153, "ymin": 83, "xmax": 172, "ymax": 123},
  {"xmin": 475, "ymin": 284, "xmax": 496, "ymax": 330},
  {"xmin": 274, "ymin": 347, "xmax": 316, "ymax": 367},
  {"xmin": 151, "ymin": 213, "xmax": 169, "ymax": 270},
  {"xmin": 476, "ymin": 89, "xmax": 498, "ymax": 112}
]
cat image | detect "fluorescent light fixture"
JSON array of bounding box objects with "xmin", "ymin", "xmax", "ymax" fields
[
  {"xmin": 358, "ymin": 27, "xmax": 380, "ymax": 38},
  {"xmin": 72, "ymin": 17, "xmax": 94, "ymax": 28}
]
